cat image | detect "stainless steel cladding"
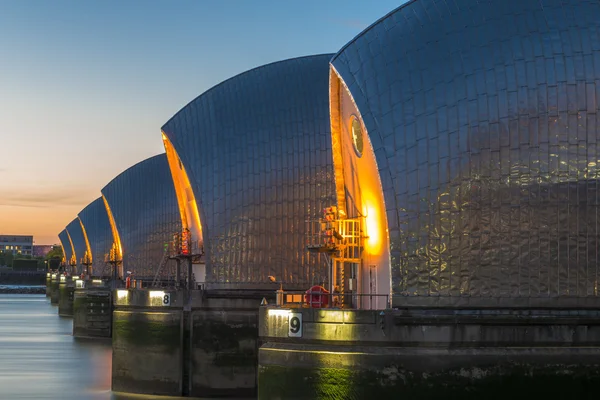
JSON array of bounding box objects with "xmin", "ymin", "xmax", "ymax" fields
[
  {"xmin": 58, "ymin": 229, "xmax": 72, "ymax": 266},
  {"xmin": 162, "ymin": 55, "xmax": 336, "ymax": 289},
  {"xmin": 78, "ymin": 197, "xmax": 113, "ymax": 278},
  {"xmin": 331, "ymin": 0, "xmax": 600, "ymax": 297},
  {"xmin": 100, "ymin": 154, "xmax": 181, "ymax": 279},
  {"xmin": 66, "ymin": 218, "xmax": 86, "ymax": 275}
]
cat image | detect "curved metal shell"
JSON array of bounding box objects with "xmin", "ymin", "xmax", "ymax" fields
[
  {"xmin": 78, "ymin": 197, "xmax": 113, "ymax": 278},
  {"xmin": 162, "ymin": 54, "xmax": 336, "ymax": 289},
  {"xmin": 332, "ymin": 0, "xmax": 600, "ymax": 297},
  {"xmin": 66, "ymin": 218, "xmax": 86, "ymax": 274},
  {"xmin": 57, "ymin": 229, "xmax": 72, "ymax": 266},
  {"xmin": 100, "ymin": 154, "xmax": 180, "ymax": 279}
]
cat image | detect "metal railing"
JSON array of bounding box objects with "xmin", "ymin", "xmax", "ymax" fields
[{"xmin": 273, "ymin": 290, "xmax": 391, "ymax": 310}]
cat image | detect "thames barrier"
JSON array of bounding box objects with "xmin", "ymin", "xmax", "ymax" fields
[{"xmin": 41, "ymin": 0, "xmax": 600, "ymax": 398}]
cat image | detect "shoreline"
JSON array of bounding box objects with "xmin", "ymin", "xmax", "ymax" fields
[{"xmin": 0, "ymin": 286, "xmax": 46, "ymax": 294}]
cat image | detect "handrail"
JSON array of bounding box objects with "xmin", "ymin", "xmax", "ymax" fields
[{"xmin": 273, "ymin": 289, "xmax": 390, "ymax": 309}]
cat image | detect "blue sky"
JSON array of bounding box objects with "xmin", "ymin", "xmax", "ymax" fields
[{"xmin": 0, "ymin": 0, "xmax": 405, "ymax": 244}]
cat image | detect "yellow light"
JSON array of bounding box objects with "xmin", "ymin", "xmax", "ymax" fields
[
  {"xmin": 117, "ymin": 290, "xmax": 128, "ymax": 300},
  {"xmin": 162, "ymin": 131, "xmax": 203, "ymax": 244},
  {"xmin": 328, "ymin": 68, "xmax": 348, "ymax": 216},
  {"xmin": 60, "ymin": 275, "xmax": 66, "ymax": 283},
  {"xmin": 102, "ymin": 195, "xmax": 123, "ymax": 258},
  {"xmin": 92, "ymin": 279, "xmax": 102, "ymax": 283},
  {"xmin": 363, "ymin": 200, "xmax": 382, "ymax": 254},
  {"xmin": 149, "ymin": 291, "xmax": 166, "ymax": 299},
  {"xmin": 78, "ymin": 217, "xmax": 93, "ymax": 264},
  {"xmin": 65, "ymin": 229, "xmax": 77, "ymax": 264},
  {"xmin": 267, "ymin": 309, "xmax": 291, "ymax": 317}
]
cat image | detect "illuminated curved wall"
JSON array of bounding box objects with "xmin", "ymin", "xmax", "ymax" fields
[
  {"xmin": 66, "ymin": 217, "xmax": 87, "ymax": 275},
  {"xmin": 58, "ymin": 229, "xmax": 72, "ymax": 267},
  {"xmin": 78, "ymin": 197, "xmax": 113, "ymax": 278},
  {"xmin": 101, "ymin": 154, "xmax": 181, "ymax": 279},
  {"xmin": 162, "ymin": 54, "xmax": 336, "ymax": 289},
  {"xmin": 332, "ymin": 0, "xmax": 600, "ymax": 298}
]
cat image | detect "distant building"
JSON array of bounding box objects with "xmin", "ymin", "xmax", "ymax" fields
[
  {"xmin": 0, "ymin": 235, "xmax": 33, "ymax": 256},
  {"xmin": 33, "ymin": 245, "xmax": 54, "ymax": 258}
]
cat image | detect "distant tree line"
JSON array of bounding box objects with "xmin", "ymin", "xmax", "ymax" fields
[{"xmin": 0, "ymin": 245, "xmax": 63, "ymax": 270}]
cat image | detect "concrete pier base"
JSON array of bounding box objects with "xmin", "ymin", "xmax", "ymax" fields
[
  {"xmin": 258, "ymin": 305, "xmax": 600, "ymax": 399},
  {"xmin": 188, "ymin": 291, "xmax": 263, "ymax": 398},
  {"xmin": 58, "ymin": 277, "xmax": 76, "ymax": 317},
  {"xmin": 73, "ymin": 282, "xmax": 112, "ymax": 338},
  {"xmin": 111, "ymin": 289, "xmax": 269, "ymax": 398},
  {"xmin": 112, "ymin": 290, "xmax": 184, "ymax": 396},
  {"xmin": 45, "ymin": 273, "xmax": 51, "ymax": 297},
  {"xmin": 49, "ymin": 274, "xmax": 60, "ymax": 306}
]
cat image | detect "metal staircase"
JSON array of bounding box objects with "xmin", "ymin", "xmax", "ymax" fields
[
  {"xmin": 307, "ymin": 206, "xmax": 364, "ymax": 308},
  {"xmin": 151, "ymin": 245, "xmax": 171, "ymax": 287}
]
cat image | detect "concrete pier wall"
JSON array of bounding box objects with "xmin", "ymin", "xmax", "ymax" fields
[
  {"xmin": 49, "ymin": 274, "xmax": 60, "ymax": 305},
  {"xmin": 258, "ymin": 305, "xmax": 600, "ymax": 399},
  {"xmin": 111, "ymin": 289, "xmax": 270, "ymax": 397},
  {"xmin": 45, "ymin": 273, "xmax": 51, "ymax": 297},
  {"xmin": 112, "ymin": 290, "xmax": 184, "ymax": 396},
  {"xmin": 189, "ymin": 292, "xmax": 262, "ymax": 398},
  {"xmin": 58, "ymin": 277, "xmax": 75, "ymax": 317},
  {"xmin": 73, "ymin": 285, "xmax": 112, "ymax": 338}
]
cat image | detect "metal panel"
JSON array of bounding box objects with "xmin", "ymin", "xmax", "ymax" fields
[
  {"xmin": 78, "ymin": 197, "xmax": 113, "ymax": 278},
  {"xmin": 101, "ymin": 154, "xmax": 180, "ymax": 279},
  {"xmin": 66, "ymin": 218, "xmax": 86, "ymax": 275},
  {"xmin": 332, "ymin": 0, "xmax": 600, "ymax": 297},
  {"xmin": 162, "ymin": 54, "xmax": 336, "ymax": 289}
]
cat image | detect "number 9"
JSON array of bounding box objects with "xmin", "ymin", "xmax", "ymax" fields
[{"xmin": 290, "ymin": 316, "xmax": 300, "ymax": 334}]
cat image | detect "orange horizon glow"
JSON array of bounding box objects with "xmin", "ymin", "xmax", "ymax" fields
[{"xmin": 0, "ymin": 204, "xmax": 90, "ymax": 245}]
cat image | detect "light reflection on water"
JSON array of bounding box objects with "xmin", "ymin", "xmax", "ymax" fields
[{"xmin": 0, "ymin": 294, "xmax": 204, "ymax": 400}]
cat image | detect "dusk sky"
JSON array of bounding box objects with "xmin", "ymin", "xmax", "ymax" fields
[{"xmin": 0, "ymin": 0, "xmax": 404, "ymax": 245}]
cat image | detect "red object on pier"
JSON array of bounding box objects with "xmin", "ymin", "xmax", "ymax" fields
[
  {"xmin": 304, "ymin": 285, "xmax": 329, "ymax": 308},
  {"xmin": 125, "ymin": 275, "xmax": 131, "ymax": 289}
]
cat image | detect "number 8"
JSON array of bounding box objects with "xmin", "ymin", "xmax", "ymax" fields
[{"xmin": 163, "ymin": 294, "xmax": 169, "ymax": 304}]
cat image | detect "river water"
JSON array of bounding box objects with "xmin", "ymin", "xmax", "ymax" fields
[
  {"xmin": 0, "ymin": 293, "xmax": 113, "ymax": 399},
  {"xmin": 0, "ymin": 293, "xmax": 241, "ymax": 400}
]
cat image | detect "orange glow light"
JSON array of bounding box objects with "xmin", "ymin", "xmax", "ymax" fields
[
  {"xmin": 363, "ymin": 198, "xmax": 382, "ymax": 254},
  {"xmin": 162, "ymin": 131, "xmax": 203, "ymax": 244},
  {"xmin": 102, "ymin": 195, "xmax": 122, "ymax": 258},
  {"xmin": 78, "ymin": 217, "xmax": 93, "ymax": 263},
  {"xmin": 65, "ymin": 229, "xmax": 77, "ymax": 262}
]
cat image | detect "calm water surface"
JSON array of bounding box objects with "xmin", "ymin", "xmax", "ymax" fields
[
  {"xmin": 0, "ymin": 294, "xmax": 112, "ymax": 400},
  {"xmin": 0, "ymin": 294, "xmax": 206, "ymax": 400}
]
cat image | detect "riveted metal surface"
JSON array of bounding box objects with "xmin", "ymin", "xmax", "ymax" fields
[
  {"xmin": 332, "ymin": 0, "xmax": 600, "ymax": 298},
  {"xmin": 66, "ymin": 218, "xmax": 87, "ymax": 275},
  {"xmin": 162, "ymin": 55, "xmax": 336, "ymax": 288},
  {"xmin": 101, "ymin": 154, "xmax": 181, "ymax": 279},
  {"xmin": 78, "ymin": 197, "xmax": 113, "ymax": 278},
  {"xmin": 58, "ymin": 229, "xmax": 72, "ymax": 266}
]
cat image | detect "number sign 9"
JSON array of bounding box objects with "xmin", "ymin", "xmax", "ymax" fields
[{"xmin": 288, "ymin": 312, "xmax": 302, "ymax": 337}]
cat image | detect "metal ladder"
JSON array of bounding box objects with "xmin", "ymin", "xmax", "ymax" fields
[{"xmin": 151, "ymin": 246, "xmax": 170, "ymax": 287}]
